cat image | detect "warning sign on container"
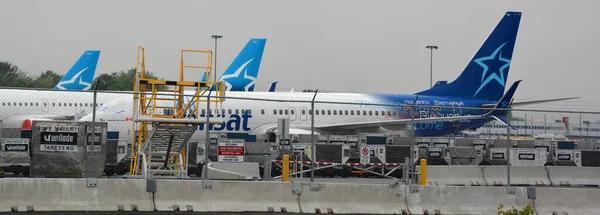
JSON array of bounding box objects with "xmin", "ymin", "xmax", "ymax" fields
[
  {"xmin": 218, "ymin": 139, "xmax": 245, "ymax": 162},
  {"xmin": 360, "ymin": 147, "xmax": 370, "ymax": 164}
]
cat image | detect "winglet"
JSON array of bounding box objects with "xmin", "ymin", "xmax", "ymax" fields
[
  {"xmin": 492, "ymin": 80, "xmax": 521, "ymax": 110},
  {"xmin": 268, "ymin": 81, "xmax": 278, "ymax": 92},
  {"xmin": 486, "ymin": 80, "xmax": 521, "ymax": 129}
]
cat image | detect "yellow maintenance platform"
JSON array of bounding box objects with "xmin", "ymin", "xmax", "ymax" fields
[{"xmin": 129, "ymin": 46, "xmax": 225, "ymax": 178}]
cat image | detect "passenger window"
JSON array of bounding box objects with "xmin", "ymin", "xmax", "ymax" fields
[
  {"xmin": 333, "ymin": 110, "xmax": 337, "ymax": 115},
  {"xmin": 222, "ymin": 109, "xmax": 225, "ymax": 114},
  {"xmin": 236, "ymin": 109, "xmax": 239, "ymax": 114},
  {"xmin": 308, "ymin": 110, "xmax": 312, "ymax": 115},
  {"xmin": 345, "ymin": 110, "xmax": 348, "ymax": 115},
  {"xmin": 357, "ymin": 110, "xmax": 360, "ymax": 115},
  {"xmin": 19, "ymin": 102, "xmax": 22, "ymax": 106},
  {"xmin": 35, "ymin": 102, "xmax": 38, "ymax": 106},
  {"xmin": 315, "ymin": 110, "xmax": 319, "ymax": 115},
  {"xmin": 7, "ymin": 102, "xmax": 10, "ymax": 106},
  {"xmin": 291, "ymin": 109, "xmax": 295, "ymax": 115},
  {"xmin": 261, "ymin": 109, "xmax": 265, "ymax": 115},
  {"xmin": 302, "ymin": 109, "xmax": 306, "ymax": 115},
  {"xmin": 351, "ymin": 110, "xmax": 354, "ymax": 115},
  {"xmin": 273, "ymin": 109, "xmax": 277, "ymax": 115},
  {"xmin": 285, "ymin": 109, "xmax": 289, "ymax": 115},
  {"xmin": 85, "ymin": 103, "xmax": 88, "ymax": 107},
  {"xmin": 248, "ymin": 109, "xmax": 252, "ymax": 114},
  {"xmin": 201, "ymin": 109, "xmax": 206, "ymax": 114},
  {"xmin": 228, "ymin": 109, "xmax": 232, "ymax": 114},
  {"xmin": 327, "ymin": 110, "xmax": 331, "ymax": 115},
  {"xmin": 369, "ymin": 111, "xmax": 372, "ymax": 115},
  {"xmin": 24, "ymin": 103, "xmax": 27, "ymax": 106},
  {"xmin": 375, "ymin": 111, "xmax": 379, "ymax": 116},
  {"xmin": 279, "ymin": 110, "xmax": 283, "ymax": 115},
  {"xmin": 44, "ymin": 103, "xmax": 47, "ymax": 106},
  {"xmin": 363, "ymin": 110, "xmax": 367, "ymax": 115},
  {"xmin": 321, "ymin": 110, "xmax": 325, "ymax": 115}
]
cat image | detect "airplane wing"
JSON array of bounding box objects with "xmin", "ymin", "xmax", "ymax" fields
[
  {"xmin": 315, "ymin": 113, "xmax": 491, "ymax": 131},
  {"xmin": 480, "ymin": 97, "xmax": 579, "ymax": 108},
  {"xmin": 2, "ymin": 115, "xmax": 77, "ymax": 128}
]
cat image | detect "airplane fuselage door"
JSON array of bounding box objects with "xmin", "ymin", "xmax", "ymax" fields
[
  {"xmin": 289, "ymin": 107, "xmax": 298, "ymax": 121},
  {"xmin": 299, "ymin": 107, "xmax": 308, "ymax": 121},
  {"xmin": 40, "ymin": 98, "xmax": 49, "ymax": 112}
]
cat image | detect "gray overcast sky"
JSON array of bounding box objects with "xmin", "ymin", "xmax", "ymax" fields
[{"xmin": 1, "ymin": 0, "xmax": 599, "ymax": 110}]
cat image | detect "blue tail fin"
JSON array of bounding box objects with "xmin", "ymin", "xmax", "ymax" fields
[
  {"xmin": 53, "ymin": 50, "xmax": 101, "ymax": 90},
  {"xmin": 202, "ymin": 38, "xmax": 267, "ymax": 92},
  {"xmin": 416, "ymin": 11, "xmax": 521, "ymax": 101},
  {"xmin": 268, "ymin": 81, "xmax": 278, "ymax": 92}
]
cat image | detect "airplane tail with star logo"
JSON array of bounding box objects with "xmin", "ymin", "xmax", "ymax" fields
[
  {"xmin": 416, "ymin": 11, "xmax": 521, "ymax": 101},
  {"xmin": 201, "ymin": 38, "xmax": 267, "ymax": 92},
  {"xmin": 53, "ymin": 50, "xmax": 101, "ymax": 91}
]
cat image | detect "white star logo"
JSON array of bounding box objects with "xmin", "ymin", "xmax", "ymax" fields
[
  {"xmin": 55, "ymin": 67, "xmax": 92, "ymax": 90},
  {"xmin": 219, "ymin": 58, "xmax": 256, "ymax": 91}
]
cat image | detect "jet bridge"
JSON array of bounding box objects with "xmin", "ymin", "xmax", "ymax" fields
[{"xmin": 129, "ymin": 46, "xmax": 226, "ymax": 178}]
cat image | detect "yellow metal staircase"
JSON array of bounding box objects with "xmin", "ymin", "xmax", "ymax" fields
[{"xmin": 129, "ymin": 46, "xmax": 225, "ymax": 178}]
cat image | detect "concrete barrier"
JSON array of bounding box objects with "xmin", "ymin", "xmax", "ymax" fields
[
  {"xmin": 153, "ymin": 180, "xmax": 300, "ymax": 213},
  {"xmin": 4, "ymin": 178, "xmax": 600, "ymax": 214},
  {"xmin": 298, "ymin": 182, "xmax": 407, "ymax": 214},
  {"xmin": 483, "ymin": 166, "xmax": 551, "ymax": 186},
  {"xmin": 0, "ymin": 178, "xmax": 153, "ymax": 212},
  {"xmin": 426, "ymin": 165, "xmax": 486, "ymax": 186},
  {"xmin": 407, "ymin": 185, "xmax": 529, "ymax": 215},
  {"xmin": 547, "ymin": 166, "xmax": 600, "ymax": 186},
  {"xmin": 534, "ymin": 187, "xmax": 600, "ymax": 214}
]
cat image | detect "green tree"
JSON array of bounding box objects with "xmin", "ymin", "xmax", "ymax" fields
[
  {"xmin": 92, "ymin": 68, "xmax": 165, "ymax": 91},
  {"xmin": 0, "ymin": 61, "xmax": 34, "ymax": 87},
  {"xmin": 32, "ymin": 70, "xmax": 63, "ymax": 88}
]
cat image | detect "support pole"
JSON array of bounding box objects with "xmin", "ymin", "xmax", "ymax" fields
[
  {"xmin": 282, "ymin": 154, "xmax": 289, "ymax": 182},
  {"xmin": 201, "ymin": 90, "xmax": 213, "ymax": 180},
  {"xmin": 419, "ymin": 159, "xmax": 427, "ymax": 186},
  {"xmin": 310, "ymin": 90, "xmax": 318, "ymax": 182}
]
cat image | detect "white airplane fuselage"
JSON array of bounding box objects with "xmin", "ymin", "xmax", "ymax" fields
[{"xmin": 80, "ymin": 91, "xmax": 493, "ymax": 143}]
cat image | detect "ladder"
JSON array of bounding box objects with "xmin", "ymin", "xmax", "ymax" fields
[{"xmin": 140, "ymin": 124, "xmax": 196, "ymax": 178}]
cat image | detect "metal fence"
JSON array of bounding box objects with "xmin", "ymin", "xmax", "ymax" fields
[{"xmin": 0, "ymin": 87, "xmax": 599, "ymax": 188}]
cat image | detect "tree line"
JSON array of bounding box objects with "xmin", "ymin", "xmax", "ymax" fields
[{"xmin": 0, "ymin": 61, "xmax": 163, "ymax": 90}]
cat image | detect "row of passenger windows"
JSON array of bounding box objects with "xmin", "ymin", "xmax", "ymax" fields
[
  {"xmin": 196, "ymin": 108, "xmax": 399, "ymax": 117},
  {"xmin": 1, "ymin": 102, "xmax": 103, "ymax": 107},
  {"xmin": 198, "ymin": 109, "xmax": 252, "ymax": 115},
  {"xmin": 272, "ymin": 109, "xmax": 399, "ymax": 116}
]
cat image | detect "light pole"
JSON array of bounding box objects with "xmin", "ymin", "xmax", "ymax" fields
[
  {"xmin": 425, "ymin": 45, "xmax": 438, "ymax": 88},
  {"xmin": 211, "ymin": 35, "xmax": 223, "ymax": 82}
]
